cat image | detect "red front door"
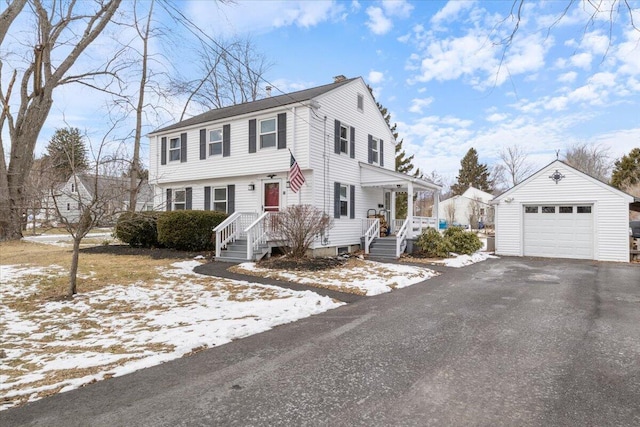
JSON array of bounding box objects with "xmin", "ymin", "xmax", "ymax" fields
[{"xmin": 264, "ymin": 182, "xmax": 280, "ymax": 212}]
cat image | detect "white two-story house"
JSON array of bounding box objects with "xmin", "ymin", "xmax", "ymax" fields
[{"xmin": 149, "ymin": 76, "xmax": 441, "ymax": 261}]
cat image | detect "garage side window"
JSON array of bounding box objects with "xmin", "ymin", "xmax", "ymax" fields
[
  {"xmin": 525, "ymin": 206, "xmax": 538, "ymax": 213},
  {"xmin": 577, "ymin": 206, "xmax": 592, "ymax": 213},
  {"xmin": 559, "ymin": 206, "xmax": 573, "ymax": 213},
  {"xmin": 542, "ymin": 206, "xmax": 555, "ymax": 213}
]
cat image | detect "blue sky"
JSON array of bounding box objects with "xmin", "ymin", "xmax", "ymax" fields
[
  {"xmin": 183, "ymin": 0, "xmax": 640, "ymax": 186},
  {"xmin": 8, "ymin": 0, "xmax": 638, "ymax": 187}
]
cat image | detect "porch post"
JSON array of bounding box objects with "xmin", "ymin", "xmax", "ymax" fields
[
  {"xmin": 433, "ymin": 190, "xmax": 440, "ymax": 228},
  {"xmin": 390, "ymin": 191, "xmax": 396, "ymax": 224},
  {"xmin": 407, "ymin": 182, "xmax": 414, "ymax": 238}
]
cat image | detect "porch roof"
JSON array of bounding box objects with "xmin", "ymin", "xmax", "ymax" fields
[{"xmin": 359, "ymin": 162, "xmax": 442, "ymax": 192}]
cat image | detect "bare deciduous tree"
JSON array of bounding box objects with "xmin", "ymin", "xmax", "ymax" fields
[
  {"xmin": 0, "ymin": 0, "xmax": 122, "ymax": 241},
  {"xmin": 500, "ymin": 145, "xmax": 534, "ymax": 187},
  {"xmin": 272, "ymin": 205, "xmax": 334, "ymax": 259},
  {"xmin": 563, "ymin": 142, "xmax": 611, "ymax": 181},
  {"xmin": 174, "ymin": 36, "xmax": 272, "ymax": 120}
]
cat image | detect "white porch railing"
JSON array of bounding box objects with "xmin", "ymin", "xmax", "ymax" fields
[
  {"xmin": 391, "ymin": 219, "xmax": 404, "ymax": 235},
  {"xmin": 412, "ymin": 216, "xmax": 437, "ymax": 235},
  {"xmin": 396, "ymin": 218, "xmax": 409, "ymax": 258},
  {"xmin": 214, "ymin": 212, "xmax": 258, "ymax": 258},
  {"xmin": 362, "ymin": 218, "xmax": 380, "ymax": 254},
  {"xmin": 245, "ymin": 212, "xmax": 271, "ymax": 260}
]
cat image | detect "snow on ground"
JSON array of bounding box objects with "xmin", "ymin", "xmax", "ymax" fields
[
  {"xmin": 442, "ymin": 252, "xmax": 499, "ymax": 268},
  {"xmin": 235, "ymin": 259, "xmax": 438, "ymax": 296},
  {"xmin": 0, "ymin": 261, "xmax": 343, "ymax": 410}
]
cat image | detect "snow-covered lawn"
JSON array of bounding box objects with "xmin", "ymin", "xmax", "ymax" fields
[
  {"xmin": 232, "ymin": 258, "xmax": 438, "ymax": 296},
  {"xmin": 0, "ymin": 260, "xmax": 342, "ymax": 411}
]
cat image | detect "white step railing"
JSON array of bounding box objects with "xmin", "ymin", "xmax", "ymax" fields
[
  {"xmin": 213, "ymin": 212, "xmax": 258, "ymax": 258},
  {"xmin": 362, "ymin": 218, "xmax": 380, "ymax": 254},
  {"xmin": 245, "ymin": 212, "xmax": 271, "ymax": 260},
  {"xmin": 396, "ymin": 218, "xmax": 409, "ymax": 258}
]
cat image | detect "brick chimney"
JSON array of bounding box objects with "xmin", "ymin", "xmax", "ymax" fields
[{"xmin": 333, "ymin": 75, "xmax": 347, "ymax": 83}]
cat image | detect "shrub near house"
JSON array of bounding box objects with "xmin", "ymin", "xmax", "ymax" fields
[
  {"xmin": 157, "ymin": 211, "xmax": 227, "ymax": 251},
  {"xmin": 415, "ymin": 227, "xmax": 482, "ymax": 258}
]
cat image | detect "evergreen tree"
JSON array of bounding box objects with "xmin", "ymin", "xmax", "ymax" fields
[
  {"xmin": 45, "ymin": 127, "xmax": 89, "ymax": 182},
  {"xmin": 451, "ymin": 148, "xmax": 492, "ymax": 195},
  {"xmin": 611, "ymin": 148, "xmax": 640, "ymax": 189}
]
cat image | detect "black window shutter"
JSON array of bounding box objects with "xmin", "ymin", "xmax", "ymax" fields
[
  {"xmin": 185, "ymin": 187, "xmax": 192, "ymax": 210},
  {"xmin": 334, "ymin": 182, "xmax": 341, "ymax": 218},
  {"xmin": 166, "ymin": 188, "xmax": 172, "ymax": 211},
  {"xmin": 199, "ymin": 129, "xmax": 206, "ymax": 160},
  {"xmin": 380, "ymin": 139, "xmax": 384, "ymax": 167},
  {"xmin": 249, "ymin": 119, "xmax": 257, "ymax": 153},
  {"xmin": 161, "ymin": 137, "xmax": 167, "ymax": 165},
  {"xmin": 334, "ymin": 120, "xmax": 340, "ymax": 154},
  {"xmin": 180, "ymin": 132, "xmax": 187, "ymax": 163},
  {"xmin": 223, "ymin": 124, "xmax": 231, "ymax": 157},
  {"xmin": 368, "ymin": 134, "xmax": 373, "ymax": 164},
  {"xmin": 349, "ymin": 185, "xmax": 355, "ymax": 219},
  {"xmin": 350, "ymin": 127, "xmax": 355, "ymax": 159},
  {"xmin": 204, "ymin": 186, "xmax": 211, "ymax": 210},
  {"xmin": 227, "ymin": 184, "xmax": 235, "ymax": 214},
  {"xmin": 277, "ymin": 113, "xmax": 286, "ymax": 149}
]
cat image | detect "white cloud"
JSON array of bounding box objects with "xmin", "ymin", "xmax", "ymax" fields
[
  {"xmin": 570, "ymin": 52, "xmax": 592, "ymax": 69},
  {"xmin": 408, "ymin": 97, "xmax": 434, "ymax": 114},
  {"xmin": 431, "ymin": 0, "xmax": 476, "ymax": 26},
  {"xmin": 486, "ymin": 113, "xmax": 508, "ymax": 122},
  {"xmin": 382, "ymin": 0, "xmax": 414, "ymax": 18},
  {"xmin": 351, "ymin": 0, "xmax": 361, "ymax": 12},
  {"xmin": 366, "ymin": 6, "xmax": 393, "ymax": 35},
  {"xmin": 368, "ymin": 70, "xmax": 385, "ymax": 84},
  {"xmin": 558, "ymin": 71, "xmax": 578, "ymax": 83}
]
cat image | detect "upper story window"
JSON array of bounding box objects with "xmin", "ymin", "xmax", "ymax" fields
[
  {"xmin": 371, "ymin": 137, "xmax": 380, "ymax": 164},
  {"xmin": 340, "ymin": 184, "xmax": 348, "ymax": 216},
  {"xmin": 209, "ymin": 129, "xmax": 222, "ymax": 156},
  {"xmin": 173, "ymin": 189, "xmax": 186, "ymax": 210},
  {"xmin": 357, "ymin": 94, "xmax": 364, "ymax": 111},
  {"xmin": 169, "ymin": 137, "xmax": 181, "ymax": 161},
  {"xmin": 71, "ymin": 183, "xmax": 75, "ymax": 192},
  {"xmin": 260, "ymin": 118, "xmax": 276, "ymax": 148},
  {"xmin": 340, "ymin": 124, "xmax": 349, "ymax": 154},
  {"xmin": 213, "ymin": 187, "xmax": 227, "ymax": 212}
]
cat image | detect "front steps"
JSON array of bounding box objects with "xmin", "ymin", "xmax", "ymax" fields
[
  {"xmin": 368, "ymin": 236, "xmax": 401, "ymax": 260},
  {"xmin": 216, "ymin": 239, "xmax": 270, "ymax": 263}
]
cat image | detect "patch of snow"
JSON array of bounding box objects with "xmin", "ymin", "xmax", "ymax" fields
[{"xmin": 443, "ymin": 252, "xmax": 498, "ymax": 268}]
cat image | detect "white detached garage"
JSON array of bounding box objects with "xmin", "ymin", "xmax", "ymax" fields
[{"xmin": 493, "ymin": 160, "xmax": 639, "ymax": 262}]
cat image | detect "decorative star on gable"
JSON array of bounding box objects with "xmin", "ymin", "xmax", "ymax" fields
[{"xmin": 549, "ymin": 169, "xmax": 565, "ymax": 184}]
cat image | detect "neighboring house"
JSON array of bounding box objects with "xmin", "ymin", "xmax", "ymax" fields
[
  {"xmin": 492, "ymin": 160, "xmax": 640, "ymax": 262},
  {"xmin": 148, "ymin": 76, "xmax": 441, "ymax": 261},
  {"xmin": 44, "ymin": 174, "xmax": 155, "ymax": 225},
  {"xmin": 438, "ymin": 186, "xmax": 494, "ymax": 228}
]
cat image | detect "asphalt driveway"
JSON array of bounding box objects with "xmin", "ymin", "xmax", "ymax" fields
[{"xmin": 2, "ymin": 257, "xmax": 639, "ymax": 426}]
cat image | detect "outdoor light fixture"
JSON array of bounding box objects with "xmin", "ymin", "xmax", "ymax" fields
[
  {"xmin": 286, "ymin": 181, "xmax": 291, "ymax": 188},
  {"xmin": 248, "ymin": 184, "xmax": 255, "ymax": 191}
]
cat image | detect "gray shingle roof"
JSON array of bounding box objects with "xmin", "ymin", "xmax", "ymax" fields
[{"xmin": 151, "ymin": 77, "xmax": 358, "ymax": 134}]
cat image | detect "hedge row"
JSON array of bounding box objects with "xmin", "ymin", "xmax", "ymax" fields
[
  {"xmin": 115, "ymin": 211, "xmax": 227, "ymax": 251},
  {"xmin": 415, "ymin": 226, "xmax": 482, "ymax": 258}
]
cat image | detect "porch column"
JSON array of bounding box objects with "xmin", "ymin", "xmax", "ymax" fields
[
  {"xmin": 390, "ymin": 191, "xmax": 396, "ymax": 224},
  {"xmin": 433, "ymin": 190, "xmax": 440, "ymax": 227},
  {"xmin": 407, "ymin": 182, "xmax": 414, "ymax": 238}
]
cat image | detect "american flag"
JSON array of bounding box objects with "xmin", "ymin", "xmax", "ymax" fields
[{"xmin": 288, "ymin": 153, "xmax": 305, "ymax": 193}]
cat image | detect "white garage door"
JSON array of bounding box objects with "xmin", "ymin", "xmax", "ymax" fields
[{"xmin": 523, "ymin": 204, "xmax": 593, "ymax": 259}]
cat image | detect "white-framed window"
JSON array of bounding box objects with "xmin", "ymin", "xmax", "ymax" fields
[
  {"xmin": 340, "ymin": 184, "xmax": 348, "ymax": 216},
  {"xmin": 173, "ymin": 189, "xmax": 186, "ymax": 210},
  {"xmin": 371, "ymin": 137, "xmax": 380, "ymax": 164},
  {"xmin": 209, "ymin": 129, "xmax": 222, "ymax": 156},
  {"xmin": 71, "ymin": 183, "xmax": 75, "ymax": 192},
  {"xmin": 66, "ymin": 203, "xmax": 71, "ymax": 211},
  {"xmin": 357, "ymin": 94, "xmax": 364, "ymax": 111},
  {"xmin": 340, "ymin": 124, "xmax": 349, "ymax": 154},
  {"xmin": 260, "ymin": 118, "xmax": 276, "ymax": 149},
  {"xmin": 213, "ymin": 187, "xmax": 227, "ymax": 213},
  {"xmin": 169, "ymin": 137, "xmax": 181, "ymax": 161}
]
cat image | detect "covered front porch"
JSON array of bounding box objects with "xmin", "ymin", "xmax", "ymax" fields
[{"xmin": 359, "ymin": 163, "xmax": 442, "ymax": 258}]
